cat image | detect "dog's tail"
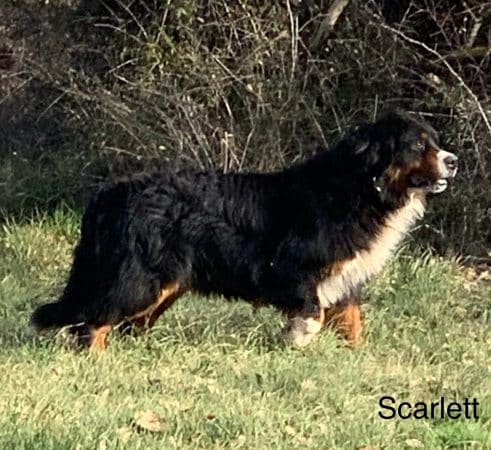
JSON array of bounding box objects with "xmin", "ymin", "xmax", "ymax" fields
[
  {"xmin": 31, "ymin": 300, "xmax": 83, "ymax": 331},
  {"xmin": 31, "ymin": 184, "xmax": 130, "ymax": 332},
  {"xmin": 30, "ymin": 231, "xmax": 96, "ymax": 332}
]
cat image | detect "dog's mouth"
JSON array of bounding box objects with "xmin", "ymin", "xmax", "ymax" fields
[{"xmin": 410, "ymin": 175, "xmax": 453, "ymax": 194}]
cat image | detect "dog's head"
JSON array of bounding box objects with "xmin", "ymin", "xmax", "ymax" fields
[{"xmin": 349, "ymin": 111, "xmax": 458, "ymax": 199}]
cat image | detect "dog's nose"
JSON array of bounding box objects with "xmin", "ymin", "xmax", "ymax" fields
[{"xmin": 444, "ymin": 154, "xmax": 458, "ymax": 171}]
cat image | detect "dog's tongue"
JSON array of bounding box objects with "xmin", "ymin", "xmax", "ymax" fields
[{"xmin": 410, "ymin": 175, "xmax": 448, "ymax": 194}]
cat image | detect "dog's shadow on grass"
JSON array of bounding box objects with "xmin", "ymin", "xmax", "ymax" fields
[
  {"xmin": 6, "ymin": 297, "xmax": 287, "ymax": 353},
  {"xmin": 121, "ymin": 300, "xmax": 288, "ymax": 353}
]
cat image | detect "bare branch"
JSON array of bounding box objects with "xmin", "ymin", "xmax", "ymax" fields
[
  {"xmin": 311, "ymin": 0, "xmax": 351, "ymax": 50},
  {"xmin": 466, "ymin": 16, "xmax": 482, "ymax": 48},
  {"xmin": 381, "ymin": 24, "xmax": 491, "ymax": 138}
]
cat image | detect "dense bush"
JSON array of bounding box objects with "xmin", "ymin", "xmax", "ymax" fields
[{"xmin": 1, "ymin": 0, "xmax": 489, "ymax": 256}]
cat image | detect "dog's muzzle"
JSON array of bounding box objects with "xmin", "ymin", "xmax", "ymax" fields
[
  {"xmin": 410, "ymin": 150, "xmax": 458, "ymax": 194},
  {"xmin": 430, "ymin": 150, "xmax": 458, "ymax": 194}
]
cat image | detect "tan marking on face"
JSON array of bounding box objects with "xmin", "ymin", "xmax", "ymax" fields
[
  {"xmin": 419, "ymin": 147, "xmax": 440, "ymax": 177},
  {"xmin": 386, "ymin": 164, "xmax": 411, "ymax": 195},
  {"xmin": 316, "ymin": 191, "xmax": 426, "ymax": 307},
  {"xmin": 386, "ymin": 140, "xmax": 444, "ymax": 195},
  {"xmin": 407, "ymin": 147, "xmax": 442, "ymax": 190}
]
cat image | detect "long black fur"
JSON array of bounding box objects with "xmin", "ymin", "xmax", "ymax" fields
[{"xmin": 31, "ymin": 112, "xmax": 433, "ymax": 331}]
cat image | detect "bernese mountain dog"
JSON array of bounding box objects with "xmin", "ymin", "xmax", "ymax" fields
[{"xmin": 31, "ymin": 111, "xmax": 458, "ymax": 351}]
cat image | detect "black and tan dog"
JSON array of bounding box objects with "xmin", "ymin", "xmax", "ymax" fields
[{"xmin": 31, "ymin": 111, "xmax": 458, "ymax": 351}]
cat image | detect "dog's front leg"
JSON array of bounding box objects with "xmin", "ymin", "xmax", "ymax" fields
[
  {"xmin": 323, "ymin": 300, "xmax": 363, "ymax": 347},
  {"xmin": 282, "ymin": 301, "xmax": 325, "ymax": 348}
]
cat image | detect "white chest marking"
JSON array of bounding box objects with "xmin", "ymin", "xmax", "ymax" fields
[{"xmin": 317, "ymin": 192, "xmax": 426, "ymax": 307}]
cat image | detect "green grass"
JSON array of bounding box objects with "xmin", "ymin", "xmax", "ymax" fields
[{"xmin": 0, "ymin": 211, "xmax": 490, "ymax": 449}]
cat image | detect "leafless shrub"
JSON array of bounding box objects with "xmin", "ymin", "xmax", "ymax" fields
[{"xmin": 1, "ymin": 0, "xmax": 489, "ymax": 257}]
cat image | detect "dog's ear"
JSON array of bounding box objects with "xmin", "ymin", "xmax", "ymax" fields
[
  {"xmin": 345, "ymin": 112, "xmax": 410, "ymax": 176},
  {"xmin": 357, "ymin": 123, "xmax": 404, "ymax": 181},
  {"xmin": 346, "ymin": 122, "xmax": 384, "ymax": 171},
  {"xmin": 353, "ymin": 137, "xmax": 370, "ymax": 155},
  {"xmin": 347, "ymin": 123, "xmax": 372, "ymax": 155},
  {"xmin": 375, "ymin": 110, "xmax": 409, "ymax": 141},
  {"xmin": 371, "ymin": 111, "xmax": 410, "ymax": 159}
]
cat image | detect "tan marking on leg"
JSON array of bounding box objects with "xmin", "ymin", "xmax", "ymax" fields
[
  {"xmin": 145, "ymin": 290, "xmax": 181, "ymax": 328},
  {"xmin": 89, "ymin": 325, "xmax": 112, "ymax": 352},
  {"xmin": 130, "ymin": 316, "xmax": 147, "ymax": 329},
  {"xmin": 129, "ymin": 282, "xmax": 181, "ymax": 329},
  {"xmin": 324, "ymin": 303, "xmax": 363, "ymax": 347}
]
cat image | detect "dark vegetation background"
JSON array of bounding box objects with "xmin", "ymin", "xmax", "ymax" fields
[{"xmin": 1, "ymin": 0, "xmax": 489, "ymax": 257}]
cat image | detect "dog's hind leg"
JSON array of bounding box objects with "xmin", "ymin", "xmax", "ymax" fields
[
  {"xmin": 85, "ymin": 283, "xmax": 182, "ymax": 349},
  {"xmin": 129, "ymin": 282, "xmax": 182, "ymax": 330},
  {"xmin": 89, "ymin": 324, "xmax": 112, "ymax": 352}
]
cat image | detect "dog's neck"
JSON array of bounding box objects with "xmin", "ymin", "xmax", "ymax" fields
[{"xmin": 316, "ymin": 190, "xmax": 426, "ymax": 307}]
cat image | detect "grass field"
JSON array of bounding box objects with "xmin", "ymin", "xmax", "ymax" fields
[{"xmin": 0, "ymin": 210, "xmax": 489, "ymax": 449}]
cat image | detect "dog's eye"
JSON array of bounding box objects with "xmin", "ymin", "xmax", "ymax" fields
[{"xmin": 415, "ymin": 141, "xmax": 425, "ymax": 152}]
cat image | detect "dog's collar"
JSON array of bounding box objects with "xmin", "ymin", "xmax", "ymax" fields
[{"xmin": 373, "ymin": 177, "xmax": 382, "ymax": 193}]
